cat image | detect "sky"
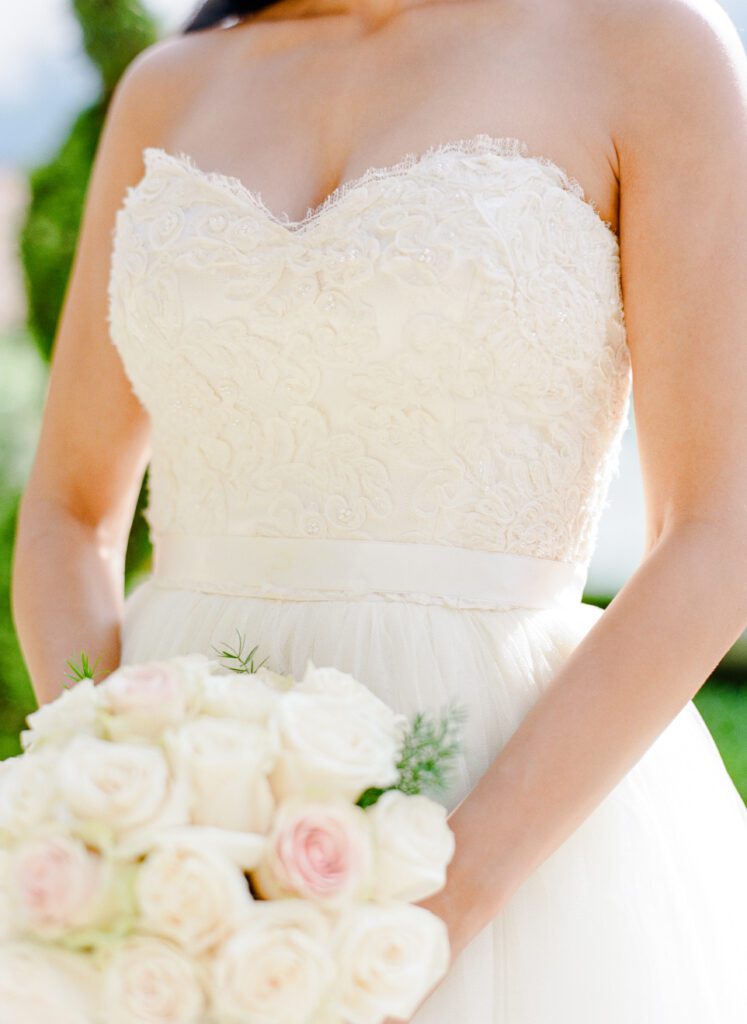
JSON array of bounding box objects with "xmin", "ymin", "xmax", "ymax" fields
[
  {"xmin": 2, "ymin": 0, "xmax": 746, "ymax": 168},
  {"xmin": 0, "ymin": 0, "xmax": 191, "ymax": 166}
]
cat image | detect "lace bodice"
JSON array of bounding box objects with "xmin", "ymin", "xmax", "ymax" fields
[{"xmin": 107, "ymin": 134, "xmax": 631, "ymax": 567}]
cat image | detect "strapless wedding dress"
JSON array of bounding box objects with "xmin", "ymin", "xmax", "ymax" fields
[{"xmin": 108, "ymin": 134, "xmax": 747, "ymax": 1023}]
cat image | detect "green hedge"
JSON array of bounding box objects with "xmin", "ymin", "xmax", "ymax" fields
[{"xmin": 20, "ymin": 0, "xmax": 156, "ymax": 362}]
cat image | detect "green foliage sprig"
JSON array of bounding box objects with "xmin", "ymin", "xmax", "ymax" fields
[
  {"xmin": 211, "ymin": 629, "xmax": 270, "ymax": 675},
  {"xmin": 63, "ymin": 651, "xmax": 100, "ymax": 688},
  {"xmin": 61, "ymin": 629, "xmax": 466, "ymax": 809},
  {"xmin": 357, "ymin": 701, "xmax": 468, "ymax": 808}
]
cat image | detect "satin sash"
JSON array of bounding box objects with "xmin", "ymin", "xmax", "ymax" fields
[{"xmin": 150, "ymin": 533, "xmax": 588, "ymax": 611}]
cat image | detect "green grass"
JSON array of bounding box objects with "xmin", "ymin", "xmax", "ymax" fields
[
  {"xmin": 586, "ymin": 593, "xmax": 747, "ymax": 801},
  {"xmin": 693, "ymin": 680, "xmax": 747, "ymax": 801}
]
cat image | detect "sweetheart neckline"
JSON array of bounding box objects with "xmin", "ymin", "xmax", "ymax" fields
[{"xmin": 138, "ymin": 132, "xmax": 619, "ymax": 246}]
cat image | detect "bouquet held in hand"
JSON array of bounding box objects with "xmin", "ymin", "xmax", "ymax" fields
[{"xmin": 0, "ymin": 634, "xmax": 466, "ymax": 1024}]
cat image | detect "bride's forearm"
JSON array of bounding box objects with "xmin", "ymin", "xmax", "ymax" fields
[
  {"xmin": 421, "ymin": 519, "xmax": 747, "ymax": 960},
  {"xmin": 11, "ymin": 496, "xmax": 125, "ymax": 706}
]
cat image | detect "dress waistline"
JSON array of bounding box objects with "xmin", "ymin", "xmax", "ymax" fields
[{"xmin": 150, "ymin": 533, "xmax": 588, "ymax": 611}]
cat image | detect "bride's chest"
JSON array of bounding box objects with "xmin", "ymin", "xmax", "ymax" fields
[
  {"xmin": 107, "ymin": 140, "xmax": 628, "ymax": 426},
  {"xmin": 112, "ymin": 142, "xmax": 621, "ymax": 319}
]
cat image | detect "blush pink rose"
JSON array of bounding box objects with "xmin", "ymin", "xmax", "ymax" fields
[
  {"xmin": 104, "ymin": 662, "xmax": 184, "ymax": 709},
  {"xmin": 98, "ymin": 661, "xmax": 192, "ymax": 741},
  {"xmin": 252, "ymin": 798, "xmax": 373, "ymax": 905},
  {"xmin": 11, "ymin": 834, "xmax": 110, "ymax": 938}
]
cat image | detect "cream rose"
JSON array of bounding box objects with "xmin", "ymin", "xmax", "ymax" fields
[
  {"xmin": 0, "ymin": 747, "xmax": 60, "ymax": 838},
  {"xmin": 0, "ymin": 941, "xmax": 100, "ymax": 1024},
  {"xmin": 198, "ymin": 671, "xmax": 282, "ymax": 724},
  {"xmin": 103, "ymin": 935, "xmax": 206, "ymax": 1024},
  {"xmin": 252, "ymin": 796, "xmax": 373, "ymax": 905},
  {"xmin": 97, "ymin": 655, "xmax": 207, "ymax": 742},
  {"xmin": 366, "ymin": 789, "xmax": 455, "ymax": 901},
  {"xmin": 254, "ymin": 665, "xmax": 296, "ymax": 692},
  {"xmin": 10, "ymin": 833, "xmax": 112, "ymax": 938},
  {"xmin": 210, "ymin": 900, "xmax": 336, "ymax": 1024},
  {"xmin": 163, "ymin": 716, "xmax": 278, "ymax": 834},
  {"xmin": 20, "ymin": 678, "xmax": 102, "ymax": 753},
  {"xmin": 115, "ymin": 824, "xmax": 266, "ymax": 871},
  {"xmin": 0, "ymin": 849, "xmax": 13, "ymax": 941},
  {"xmin": 135, "ymin": 838, "xmax": 254, "ymax": 954},
  {"xmin": 308, "ymin": 1005, "xmax": 346, "ymax": 1024},
  {"xmin": 295, "ymin": 663, "xmax": 407, "ymax": 730},
  {"xmin": 58, "ymin": 735, "xmax": 188, "ymax": 835},
  {"xmin": 270, "ymin": 673, "xmax": 404, "ymax": 802},
  {"xmin": 332, "ymin": 901, "xmax": 450, "ymax": 1024}
]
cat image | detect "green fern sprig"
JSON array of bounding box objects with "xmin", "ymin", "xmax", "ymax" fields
[
  {"xmin": 357, "ymin": 701, "xmax": 468, "ymax": 808},
  {"xmin": 63, "ymin": 650, "xmax": 100, "ymax": 688},
  {"xmin": 211, "ymin": 628, "xmax": 269, "ymax": 675},
  {"xmin": 395, "ymin": 700, "xmax": 468, "ymax": 795}
]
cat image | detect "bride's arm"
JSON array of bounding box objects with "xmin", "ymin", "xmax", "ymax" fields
[
  {"xmin": 10, "ymin": 39, "xmax": 196, "ymax": 705},
  {"xmin": 409, "ymin": 1, "xmax": 747, "ymax": 992}
]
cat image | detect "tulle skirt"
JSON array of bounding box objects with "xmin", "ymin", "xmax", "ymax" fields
[{"xmin": 120, "ymin": 538, "xmax": 747, "ymax": 1024}]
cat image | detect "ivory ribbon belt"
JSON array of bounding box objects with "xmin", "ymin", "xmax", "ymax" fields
[{"xmin": 150, "ymin": 533, "xmax": 588, "ymax": 611}]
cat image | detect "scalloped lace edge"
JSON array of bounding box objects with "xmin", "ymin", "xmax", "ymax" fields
[{"xmin": 137, "ymin": 132, "xmax": 618, "ymax": 242}]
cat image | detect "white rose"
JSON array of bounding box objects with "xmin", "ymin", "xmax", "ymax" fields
[
  {"xmin": 103, "ymin": 935, "xmax": 206, "ymax": 1024},
  {"xmin": 0, "ymin": 748, "xmax": 60, "ymax": 838},
  {"xmin": 0, "ymin": 850, "xmax": 13, "ymax": 941},
  {"xmin": 20, "ymin": 678, "xmax": 102, "ymax": 753},
  {"xmin": 366, "ymin": 790, "xmax": 455, "ymax": 901},
  {"xmin": 331, "ymin": 902, "xmax": 450, "ymax": 1024},
  {"xmin": 97, "ymin": 655, "xmax": 208, "ymax": 742},
  {"xmin": 254, "ymin": 665, "xmax": 296, "ymax": 692},
  {"xmin": 308, "ymin": 1006, "xmax": 345, "ymax": 1024},
  {"xmin": 115, "ymin": 825, "xmax": 266, "ymax": 871},
  {"xmin": 0, "ymin": 941, "xmax": 100, "ymax": 1024},
  {"xmin": 164, "ymin": 716, "xmax": 278, "ymax": 833},
  {"xmin": 270, "ymin": 684, "xmax": 404, "ymax": 803},
  {"xmin": 210, "ymin": 900, "xmax": 336, "ymax": 1024},
  {"xmin": 135, "ymin": 838, "xmax": 254, "ymax": 954},
  {"xmin": 58, "ymin": 735, "xmax": 188, "ymax": 835},
  {"xmin": 296, "ymin": 663, "xmax": 406, "ymax": 731},
  {"xmin": 9, "ymin": 833, "xmax": 114, "ymax": 939},
  {"xmin": 198, "ymin": 671, "xmax": 281, "ymax": 724}
]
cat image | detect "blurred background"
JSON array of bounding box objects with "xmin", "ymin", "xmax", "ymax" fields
[{"xmin": 0, "ymin": 1, "xmax": 745, "ymax": 796}]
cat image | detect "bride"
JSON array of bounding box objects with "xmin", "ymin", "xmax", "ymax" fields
[{"xmin": 11, "ymin": 0, "xmax": 747, "ymax": 1020}]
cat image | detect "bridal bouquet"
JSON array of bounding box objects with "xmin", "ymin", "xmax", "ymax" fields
[{"xmin": 0, "ymin": 634, "xmax": 465, "ymax": 1024}]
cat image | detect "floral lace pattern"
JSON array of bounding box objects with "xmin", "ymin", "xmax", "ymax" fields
[{"xmin": 107, "ymin": 134, "xmax": 631, "ymax": 566}]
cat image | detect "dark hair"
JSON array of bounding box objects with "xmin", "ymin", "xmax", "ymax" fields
[{"xmin": 182, "ymin": 0, "xmax": 278, "ymax": 33}]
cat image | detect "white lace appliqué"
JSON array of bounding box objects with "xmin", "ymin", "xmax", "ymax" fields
[{"xmin": 107, "ymin": 133, "xmax": 631, "ymax": 567}]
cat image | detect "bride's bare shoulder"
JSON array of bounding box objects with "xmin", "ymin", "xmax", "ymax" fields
[
  {"xmin": 108, "ymin": 28, "xmax": 227, "ymax": 146},
  {"xmin": 77, "ymin": 25, "xmax": 256, "ymax": 257},
  {"xmin": 590, "ymin": 0, "xmax": 744, "ymax": 105},
  {"xmin": 108, "ymin": 13, "xmax": 298, "ymax": 150},
  {"xmin": 593, "ymin": 0, "xmax": 745, "ymax": 171},
  {"xmin": 579, "ymin": 0, "xmax": 737, "ymax": 38}
]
